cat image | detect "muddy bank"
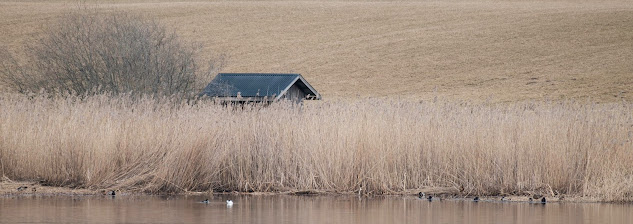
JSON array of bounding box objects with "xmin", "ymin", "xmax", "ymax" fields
[
  {"xmin": 0, "ymin": 180, "xmax": 96, "ymax": 196},
  {"xmin": 0, "ymin": 180, "xmax": 598, "ymax": 203}
]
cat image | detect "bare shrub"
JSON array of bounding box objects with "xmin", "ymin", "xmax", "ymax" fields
[{"xmin": 0, "ymin": 9, "xmax": 215, "ymax": 97}]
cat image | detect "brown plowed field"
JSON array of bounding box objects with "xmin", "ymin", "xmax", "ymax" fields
[{"xmin": 1, "ymin": 1, "xmax": 632, "ymax": 102}]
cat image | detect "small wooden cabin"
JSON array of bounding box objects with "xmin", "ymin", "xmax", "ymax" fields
[{"xmin": 200, "ymin": 73, "xmax": 321, "ymax": 103}]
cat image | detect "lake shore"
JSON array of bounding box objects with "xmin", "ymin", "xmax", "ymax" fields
[
  {"xmin": 2, "ymin": 96, "xmax": 631, "ymax": 202},
  {"xmin": 0, "ymin": 180, "xmax": 599, "ymax": 203}
]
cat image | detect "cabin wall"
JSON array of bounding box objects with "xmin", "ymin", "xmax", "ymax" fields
[{"xmin": 283, "ymin": 84, "xmax": 307, "ymax": 103}]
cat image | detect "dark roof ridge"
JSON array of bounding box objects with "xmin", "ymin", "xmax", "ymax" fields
[
  {"xmin": 202, "ymin": 73, "xmax": 321, "ymax": 100},
  {"xmin": 219, "ymin": 73, "xmax": 300, "ymax": 76}
]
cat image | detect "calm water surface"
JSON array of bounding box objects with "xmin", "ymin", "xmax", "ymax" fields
[{"xmin": 1, "ymin": 195, "xmax": 632, "ymax": 223}]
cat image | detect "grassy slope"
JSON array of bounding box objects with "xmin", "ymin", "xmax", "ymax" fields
[{"xmin": 1, "ymin": 0, "xmax": 632, "ymax": 102}]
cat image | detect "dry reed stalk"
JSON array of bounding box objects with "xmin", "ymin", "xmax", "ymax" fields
[{"xmin": 0, "ymin": 94, "xmax": 632, "ymax": 201}]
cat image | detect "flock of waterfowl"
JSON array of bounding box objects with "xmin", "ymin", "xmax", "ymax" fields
[
  {"xmin": 190, "ymin": 192, "xmax": 548, "ymax": 208},
  {"xmin": 14, "ymin": 185, "xmax": 549, "ymax": 206},
  {"xmin": 417, "ymin": 192, "xmax": 548, "ymax": 204},
  {"xmin": 93, "ymin": 188, "xmax": 549, "ymax": 206},
  {"xmin": 11, "ymin": 184, "xmax": 554, "ymax": 209}
]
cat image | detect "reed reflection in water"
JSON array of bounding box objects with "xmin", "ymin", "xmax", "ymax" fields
[{"xmin": 1, "ymin": 195, "xmax": 632, "ymax": 223}]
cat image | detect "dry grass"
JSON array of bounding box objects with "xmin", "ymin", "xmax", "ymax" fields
[
  {"xmin": 1, "ymin": 94, "xmax": 632, "ymax": 201},
  {"xmin": 1, "ymin": 0, "xmax": 633, "ymax": 102}
]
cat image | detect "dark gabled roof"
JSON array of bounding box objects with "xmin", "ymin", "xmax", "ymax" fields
[{"xmin": 201, "ymin": 73, "xmax": 321, "ymax": 100}]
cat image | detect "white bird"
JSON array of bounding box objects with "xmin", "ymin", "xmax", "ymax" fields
[{"xmin": 226, "ymin": 200, "xmax": 234, "ymax": 207}]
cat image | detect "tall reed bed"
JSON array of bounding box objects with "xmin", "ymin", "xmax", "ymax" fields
[{"xmin": 0, "ymin": 94, "xmax": 632, "ymax": 201}]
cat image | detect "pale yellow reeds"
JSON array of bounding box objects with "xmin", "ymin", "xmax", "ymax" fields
[{"xmin": 0, "ymin": 94, "xmax": 631, "ymax": 201}]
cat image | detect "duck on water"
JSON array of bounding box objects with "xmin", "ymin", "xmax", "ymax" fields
[{"xmin": 199, "ymin": 199, "xmax": 234, "ymax": 206}]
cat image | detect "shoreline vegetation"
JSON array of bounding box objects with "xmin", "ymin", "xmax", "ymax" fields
[
  {"xmin": 1, "ymin": 94, "xmax": 631, "ymax": 202},
  {"xmin": 0, "ymin": 180, "xmax": 599, "ymax": 204}
]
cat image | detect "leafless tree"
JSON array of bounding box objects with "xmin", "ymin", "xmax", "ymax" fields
[{"xmin": 0, "ymin": 9, "xmax": 218, "ymax": 98}]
